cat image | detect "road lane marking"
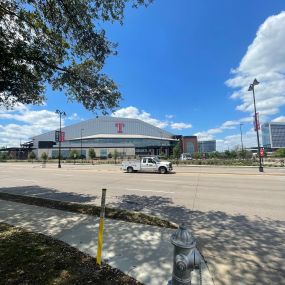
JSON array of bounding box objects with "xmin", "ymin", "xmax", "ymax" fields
[
  {"xmin": 125, "ymin": 188, "xmax": 174, "ymax": 194},
  {"xmin": 144, "ymin": 179, "xmax": 187, "ymax": 183},
  {"xmin": 15, "ymin": 179, "xmax": 37, "ymax": 182}
]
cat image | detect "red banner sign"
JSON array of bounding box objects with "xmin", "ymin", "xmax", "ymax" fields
[
  {"xmin": 60, "ymin": 131, "xmax": 65, "ymax": 142},
  {"xmin": 55, "ymin": 131, "xmax": 65, "ymax": 142},
  {"xmin": 253, "ymin": 113, "xmax": 260, "ymax": 131}
]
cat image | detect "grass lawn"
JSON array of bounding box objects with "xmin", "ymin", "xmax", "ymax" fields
[{"xmin": 0, "ymin": 223, "xmax": 142, "ymax": 285}]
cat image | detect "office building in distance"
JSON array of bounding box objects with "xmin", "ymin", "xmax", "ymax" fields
[
  {"xmin": 261, "ymin": 122, "xmax": 285, "ymax": 149},
  {"xmin": 198, "ymin": 140, "xmax": 216, "ymax": 153}
]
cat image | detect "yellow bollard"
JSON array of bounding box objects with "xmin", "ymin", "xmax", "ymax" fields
[{"xmin": 96, "ymin": 188, "xmax": 107, "ymax": 265}]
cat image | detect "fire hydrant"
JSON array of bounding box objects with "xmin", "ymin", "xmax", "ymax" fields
[{"xmin": 168, "ymin": 224, "xmax": 202, "ymax": 285}]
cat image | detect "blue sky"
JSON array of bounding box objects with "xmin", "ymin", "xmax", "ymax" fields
[{"xmin": 1, "ymin": 0, "xmax": 285, "ymax": 149}]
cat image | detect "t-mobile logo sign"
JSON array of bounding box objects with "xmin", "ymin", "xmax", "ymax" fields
[{"xmin": 115, "ymin": 122, "xmax": 125, "ymax": 133}]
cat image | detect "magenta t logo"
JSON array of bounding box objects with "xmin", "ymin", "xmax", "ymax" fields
[{"xmin": 115, "ymin": 122, "xmax": 125, "ymax": 133}]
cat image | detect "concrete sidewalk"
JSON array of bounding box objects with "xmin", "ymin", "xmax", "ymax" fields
[{"xmin": 0, "ymin": 199, "xmax": 213, "ymax": 285}]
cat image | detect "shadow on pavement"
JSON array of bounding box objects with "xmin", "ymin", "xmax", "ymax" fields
[
  {"xmin": 1, "ymin": 189, "xmax": 284, "ymax": 285},
  {"xmin": 110, "ymin": 194, "xmax": 285, "ymax": 285},
  {"xmin": 0, "ymin": 186, "xmax": 98, "ymax": 203},
  {"xmin": 0, "ymin": 200, "xmax": 173, "ymax": 285}
]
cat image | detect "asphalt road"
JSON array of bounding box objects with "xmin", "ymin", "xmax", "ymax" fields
[{"xmin": 1, "ymin": 162, "xmax": 285, "ymax": 285}]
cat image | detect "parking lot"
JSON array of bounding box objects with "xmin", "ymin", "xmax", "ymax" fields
[{"xmin": 1, "ymin": 162, "xmax": 285, "ymax": 285}]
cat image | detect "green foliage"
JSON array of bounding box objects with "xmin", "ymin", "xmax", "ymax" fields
[
  {"xmin": 238, "ymin": 149, "xmax": 248, "ymax": 159},
  {"xmin": 88, "ymin": 148, "xmax": 96, "ymax": 160},
  {"xmin": 173, "ymin": 141, "xmax": 182, "ymax": 161},
  {"xmin": 41, "ymin": 152, "xmax": 48, "ymax": 161},
  {"xmin": 0, "ymin": 152, "xmax": 8, "ymax": 161},
  {"xmin": 113, "ymin": 149, "xmax": 119, "ymax": 163},
  {"xmin": 69, "ymin": 149, "xmax": 79, "ymax": 159},
  {"xmin": 224, "ymin": 150, "xmax": 238, "ymax": 159},
  {"xmin": 108, "ymin": 152, "xmax": 112, "ymax": 159},
  {"xmin": 193, "ymin": 152, "xmax": 202, "ymax": 159},
  {"xmin": 274, "ymin": 148, "xmax": 285, "ymax": 157},
  {"xmin": 28, "ymin": 152, "xmax": 36, "ymax": 161},
  {"xmin": 0, "ymin": 0, "xmax": 152, "ymax": 110}
]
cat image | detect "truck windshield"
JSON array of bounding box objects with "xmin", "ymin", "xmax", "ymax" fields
[{"xmin": 153, "ymin": 157, "xmax": 160, "ymax": 163}]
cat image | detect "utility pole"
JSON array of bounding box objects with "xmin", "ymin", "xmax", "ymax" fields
[
  {"xmin": 55, "ymin": 110, "xmax": 66, "ymax": 168},
  {"xmin": 248, "ymin": 79, "xmax": 263, "ymax": 172},
  {"xmin": 80, "ymin": 128, "xmax": 84, "ymax": 160},
  {"xmin": 240, "ymin": 123, "xmax": 244, "ymax": 151}
]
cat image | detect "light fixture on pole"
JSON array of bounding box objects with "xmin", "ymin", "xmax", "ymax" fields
[
  {"xmin": 240, "ymin": 123, "xmax": 244, "ymax": 151},
  {"xmin": 80, "ymin": 128, "xmax": 84, "ymax": 160},
  {"xmin": 55, "ymin": 109, "xmax": 66, "ymax": 168},
  {"xmin": 248, "ymin": 79, "xmax": 263, "ymax": 172}
]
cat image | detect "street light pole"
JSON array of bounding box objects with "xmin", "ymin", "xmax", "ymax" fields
[
  {"xmin": 248, "ymin": 79, "xmax": 263, "ymax": 172},
  {"xmin": 80, "ymin": 128, "xmax": 84, "ymax": 160},
  {"xmin": 240, "ymin": 123, "xmax": 244, "ymax": 151},
  {"xmin": 55, "ymin": 110, "xmax": 66, "ymax": 168}
]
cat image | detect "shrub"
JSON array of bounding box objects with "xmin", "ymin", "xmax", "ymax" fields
[
  {"xmin": 28, "ymin": 152, "xmax": 36, "ymax": 162},
  {"xmin": 41, "ymin": 152, "xmax": 48, "ymax": 162}
]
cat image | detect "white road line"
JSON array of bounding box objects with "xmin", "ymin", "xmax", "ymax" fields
[
  {"xmin": 15, "ymin": 179, "xmax": 37, "ymax": 182},
  {"xmin": 144, "ymin": 179, "xmax": 187, "ymax": 184},
  {"xmin": 125, "ymin": 188, "xmax": 174, "ymax": 194}
]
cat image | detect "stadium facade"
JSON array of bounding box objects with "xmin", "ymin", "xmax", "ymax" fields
[{"xmin": 31, "ymin": 117, "xmax": 179, "ymax": 159}]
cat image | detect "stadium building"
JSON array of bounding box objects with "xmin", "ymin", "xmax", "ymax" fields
[{"xmin": 31, "ymin": 117, "xmax": 179, "ymax": 159}]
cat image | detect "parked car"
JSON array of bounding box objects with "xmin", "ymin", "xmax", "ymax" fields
[
  {"xmin": 180, "ymin": 153, "xmax": 192, "ymax": 160},
  {"xmin": 122, "ymin": 156, "xmax": 173, "ymax": 174}
]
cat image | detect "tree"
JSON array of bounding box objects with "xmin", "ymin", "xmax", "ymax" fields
[
  {"xmin": 224, "ymin": 150, "xmax": 231, "ymax": 159},
  {"xmin": 0, "ymin": 0, "xmax": 152, "ymax": 110},
  {"xmin": 0, "ymin": 152, "xmax": 8, "ymax": 161},
  {"xmin": 108, "ymin": 152, "xmax": 112, "ymax": 159},
  {"xmin": 41, "ymin": 152, "xmax": 48, "ymax": 162},
  {"xmin": 173, "ymin": 141, "xmax": 182, "ymax": 163},
  {"xmin": 28, "ymin": 151, "xmax": 36, "ymax": 163},
  {"xmin": 88, "ymin": 148, "xmax": 96, "ymax": 164},
  {"xmin": 113, "ymin": 149, "xmax": 119, "ymax": 164},
  {"xmin": 69, "ymin": 149, "xmax": 79, "ymax": 164},
  {"xmin": 193, "ymin": 152, "xmax": 202, "ymax": 159}
]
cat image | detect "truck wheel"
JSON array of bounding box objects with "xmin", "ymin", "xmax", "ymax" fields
[
  {"xmin": 127, "ymin": 167, "xmax": 134, "ymax": 173},
  {"xmin": 159, "ymin": 167, "xmax": 167, "ymax": 174}
]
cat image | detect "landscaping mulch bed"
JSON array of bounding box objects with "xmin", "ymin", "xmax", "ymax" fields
[
  {"xmin": 0, "ymin": 192, "xmax": 177, "ymax": 229},
  {"xmin": 0, "ymin": 222, "xmax": 143, "ymax": 285}
]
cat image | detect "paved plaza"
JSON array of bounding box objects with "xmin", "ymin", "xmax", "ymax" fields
[{"xmin": 1, "ymin": 162, "xmax": 285, "ymax": 284}]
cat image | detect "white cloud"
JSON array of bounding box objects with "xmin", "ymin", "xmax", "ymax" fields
[
  {"xmin": 221, "ymin": 120, "xmax": 240, "ymax": 129},
  {"xmin": 112, "ymin": 106, "xmax": 168, "ymax": 128},
  {"xmin": 226, "ymin": 11, "xmax": 285, "ymax": 117},
  {"xmin": 272, "ymin": 116, "xmax": 285, "ymax": 123},
  {"xmin": 170, "ymin": 122, "xmax": 192, "ymax": 130},
  {"xmin": 112, "ymin": 106, "xmax": 192, "ymax": 130},
  {"xmin": 0, "ymin": 104, "xmax": 60, "ymax": 147},
  {"xmin": 67, "ymin": 113, "xmax": 82, "ymax": 121},
  {"xmin": 216, "ymin": 129, "xmax": 257, "ymax": 151},
  {"xmin": 194, "ymin": 117, "xmax": 251, "ymax": 140},
  {"xmin": 165, "ymin": 114, "xmax": 174, "ymax": 119}
]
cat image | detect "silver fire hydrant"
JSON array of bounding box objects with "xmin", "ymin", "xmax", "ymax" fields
[{"xmin": 168, "ymin": 224, "xmax": 202, "ymax": 285}]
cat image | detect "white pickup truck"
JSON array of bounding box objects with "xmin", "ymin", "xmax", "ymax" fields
[{"xmin": 122, "ymin": 156, "xmax": 173, "ymax": 174}]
